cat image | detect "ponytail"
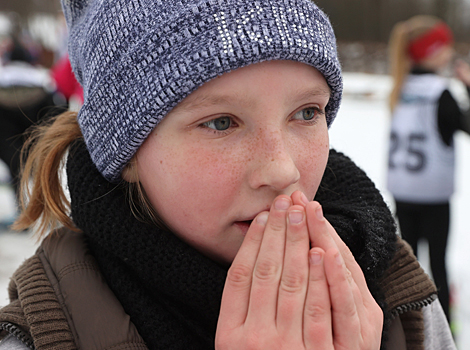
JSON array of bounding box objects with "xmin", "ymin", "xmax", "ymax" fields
[
  {"xmin": 12, "ymin": 111, "xmax": 83, "ymax": 239},
  {"xmin": 388, "ymin": 15, "xmax": 446, "ymax": 112},
  {"xmin": 389, "ymin": 21, "xmax": 411, "ymax": 112}
]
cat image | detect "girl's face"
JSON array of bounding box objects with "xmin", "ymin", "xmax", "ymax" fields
[
  {"xmin": 134, "ymin": 60, "xmax": 330, "ymax": 264},
  {"xmin": 420, "ymin": 44, "xmax": 455, "ymax": 72}
]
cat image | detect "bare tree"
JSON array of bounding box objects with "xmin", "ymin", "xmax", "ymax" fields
[
  {"xmin": 0, "ymin": 0, "xmax": 61, "ymax": 18},
  {"xmin": 315, "ymin": 0, "xmax": 470, "ymax": 42}
]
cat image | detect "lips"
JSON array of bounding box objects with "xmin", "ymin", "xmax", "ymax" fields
[
  {"xmin": 233, "ymin": 220, "xmax": 252, "ymax": 235},
  {"xmin": 234, "ymin": 207, "xmax": 270, "ymax": 235}
]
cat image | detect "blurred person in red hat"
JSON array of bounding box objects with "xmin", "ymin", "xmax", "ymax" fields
[{"xmin": 387, "ymin": 15, "xmax": 470, "ymax": 323}]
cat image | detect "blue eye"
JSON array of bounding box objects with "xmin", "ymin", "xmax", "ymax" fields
[
  {"xmin": 203, "ymin": 117, "xmax": 232, "ymax": 131},
  {"xmin": 302, "ymin": 108, "xmax": 315, "ymax": 120},
  {"xmin": 292, "ymin": 107, "xmax": 323, "ymax": 121}
]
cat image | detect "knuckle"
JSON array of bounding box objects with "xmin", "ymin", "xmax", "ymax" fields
[
  {"xmin": 254, "ymin": 259, "xmax": 280, "ymax": 281},
  {"xmin": 268, "ymin": 219, "xmax": 286, "ymax": 233},
  {"xmin": 280, "ymin": 272, "xmax": 305, "ymax": 294},
  {"xmin": 305, "ymin": 303, "xmax": 329, "ymax": 320},
  {"xmin": 227, "ymin": 263, "xmax": 252, "ymax": 287}
]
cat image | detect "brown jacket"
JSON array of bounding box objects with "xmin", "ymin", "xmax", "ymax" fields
[
  {"xmin": 0, "ymin": 229, "xmax": 436, "ymax": 350},
  {"xmin": 0, "ymin": 229, "xmax": 146, "ymax": 350}
]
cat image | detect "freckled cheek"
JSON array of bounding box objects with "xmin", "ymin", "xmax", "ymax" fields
[
  {"xmin": 296, "ymin": 133, "xmax": 329, "ymax": 198},
  {"xmin": 163, "ymin": 145, "xmax": 245, "ymax": 202}
]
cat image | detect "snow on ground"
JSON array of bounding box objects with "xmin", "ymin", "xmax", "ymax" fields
[{"xmin": 0, "ymin": 72, "xmax": 469, "ymax": 347}]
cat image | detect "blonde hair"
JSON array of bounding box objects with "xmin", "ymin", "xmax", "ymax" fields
[
  {"xmin": 388, "ymin": 15, "xmax": 445, "ymax": 111},
  {"xmin": 13, "ymin": 111, "xmax": 82, "ymax": 237},
  {"xmin": 125, "ymin": 159, "xmax": 167, "ymax": 229},
  {"xmin": 13, "ymin": 111, "xmax": 163, "ymax": 240}
]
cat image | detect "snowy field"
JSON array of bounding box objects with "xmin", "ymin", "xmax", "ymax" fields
[{"xmin": 1, "ymin": 72, "xmax": 469, "ymax": 348}]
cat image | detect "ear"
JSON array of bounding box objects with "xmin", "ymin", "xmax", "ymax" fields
[{"xmin": 122, "ymin": 160, "xmax": 139, "ymax": 183}]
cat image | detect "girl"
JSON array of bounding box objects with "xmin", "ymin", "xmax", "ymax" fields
[
  {"xmin": 387, "ymin": 15, "xmax": 470, "ymax": 322},
  {"xmin": 1, "ymin": 1, "xmax": 454, "ymax": 349}
]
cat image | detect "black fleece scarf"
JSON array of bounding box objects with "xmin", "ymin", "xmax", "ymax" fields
[{"xmin": 66, "ymin": 141, "xmax": 397, "ymax": 350}]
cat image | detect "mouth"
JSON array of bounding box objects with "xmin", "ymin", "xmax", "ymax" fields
[
  {"xmin": 233, "ymin": 219, "xmax": 254, "ymax": 235},
  {"xmin": 233, "ymin": 207, "xmax": 270, "ymax": 235}
]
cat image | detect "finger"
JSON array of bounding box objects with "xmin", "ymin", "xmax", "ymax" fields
[
  {"xmin": 291, "ymin": 190, "xmax": 310, "ymax": 207},
  {"xmin": 348, "ymin": 272, "xmax": 373, "ymax": 337},
  {"xmin": 305, "ymin": 201, "xmax": 338, "ymax": 253},
  {"xmin": 303, "ymin": 248, "xmax": 333, "ymax": 349},
  {"xmin": 307, "ymin": 202, "xmax": 383, "ymax": 347},
  {"xmin": 324, "ymin": 248, "xmax": 361, "ymax": 348},
  {"xmin": 306, "ymin": 202, "xmax": 373, "ymax": 301},
  {"xmin": 246, "ymin": 195, "xmax": 291, "ymax": 325},
  {"xmin": 324, "ymin": 238, "xmax": 384, "ymax": 348},
  {"xmin": 276, "ymin": 205, "xmax": 310, "ymax": 337},
  {"xmin": 218, "ymin": 211, "xmax": 268, "ymax": 330},
  {"xmin": 312, "ymin": 215, "xmax": 372, "ymax": 322}
]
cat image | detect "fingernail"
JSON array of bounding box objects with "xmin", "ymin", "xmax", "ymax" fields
[
  {"xmin": 288, "ymin": 210, "xmax": 304, "ymax": 224},
  {"xmin": 300, "ymin": 192, "xmax": 309, "ymax": 205},
  {"xmin": 257, "ymin": 212, "xmax": 269, "ymax": 225},
  {"xmin": 310, "ymin": 251, "xmax": 322, "ymax": 265},
  {"xmin": 315, "ymin": 206, "xmax": 323, "ymax": 220},
  {"xmin": 335, "ymin": 252, "xmax": 343, "ymax": 266},
  {"xmin": 274, "ymin": 198, "xmax": 290, "ymax": 211}
]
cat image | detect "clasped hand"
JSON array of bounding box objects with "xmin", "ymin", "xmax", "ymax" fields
[{"xmin": 216, "ymin": 191, "xmax": 383, "ymax": 350}]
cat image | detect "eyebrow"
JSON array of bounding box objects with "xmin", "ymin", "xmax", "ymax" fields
[
  {"xmin": 290, "ymin": 86, "xmax": 331, "ymax": 103},
  {"xmin": 174, "ymin": 94, "xmax": 243, "ymax": 112},
  {"xmin": 174, "ymin": 86, "xmax": 331, "ymax": 112}
]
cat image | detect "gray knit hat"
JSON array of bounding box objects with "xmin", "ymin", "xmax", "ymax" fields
[{"xmin": 62, "ymin": 0, "xmax": 342, "ymax": 183}]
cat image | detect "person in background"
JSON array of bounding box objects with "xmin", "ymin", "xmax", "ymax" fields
[
  {"xmin": 0, "ymin": 2, "xmax": 455, "ymax": 349},
  {"xmin": 387, "ymin": 15, "xmax": 470, "ymax": 323},
  {"xmin": 0, "ymin": 36, "xmax": 63, "ymax": 207}
]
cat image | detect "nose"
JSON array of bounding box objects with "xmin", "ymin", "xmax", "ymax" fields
[{"xmin": 248, "ymin": 128, "xmax": 301, "ymax": 191}]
